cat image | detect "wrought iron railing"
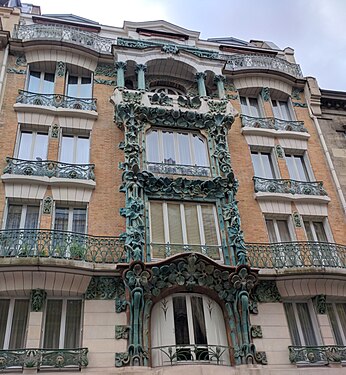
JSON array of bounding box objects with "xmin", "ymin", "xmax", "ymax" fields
[
  {"xmin": 147, "ymin": 162, "xmax": 210, "ymax": 177},
  {"xmin": 151, "ymin": 344, "xmax": 232, "ymax": 366},
  {"xmin": 253, "ymin": 177, "xmax": 327, "ymax": 196},
  {"xmin": 4, "ymin": 157, "xmax": 95, "ymax": 180},
  {"xmin": 224, "ymin": 54, "xmax": 303, "ymax": 78},
  {"xmin": 13, "ymin": 23, "xmax": 115, "ymax": 54},
  {"xmin": 241, "ymin": 114, "xmax": 307, "ymax": 133},
  {"xmin": 0, "ymin": 348, "xmax": 88, "ymax": 370},
  {"xmin": 0, "ymin": 229, "xmax": 126, "ymax": 263},
  {"xmin": 289, "ymin": 345, "xmax": 346, "ymax": 365},
  {"xmin": 247, "ymin": 242, "xmax": 346, "ymax": 269},
  {"xmin": 151, "ymin": 243, "xmax": 222, "ymax": 261},
  {"xmin": 16, "ymin": 90, "xmax": 97, "ymax": 111}
]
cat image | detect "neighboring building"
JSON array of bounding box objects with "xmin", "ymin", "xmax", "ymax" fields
[{"xmin": 0, "ymin": 3, "xmax": 345, "ymax": 375}]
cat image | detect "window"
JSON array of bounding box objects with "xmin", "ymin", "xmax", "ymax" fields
[
  {"xmin": 5, "ymin": 204, "xmax": 39, "ymax": 230},
  {"xmin": 146, "ymin": 130, "xmax": 210, "ymax": 176},
  {"xmin": 66, "ymin": 75, "xmax": 92, "ymax": 98},
  {"xmin": 265, "ymin": 218, "xmax": 292, "ymax": 242},
  {"xmin": 303, "ymin": 220, "xmax": 328, "ymax": 242},
  {"xmin": 27, "ymin": 70, "xmax": 55, "ymax": 94},
  {"xmin": 151, "ymin": 294, "xmax": 229, "ymax": 366},
  {"xmin": 43, "ymin": 299, "xmax": 82, "ymax": 349},
  {"xmin": 17, "ymin": 131, "xmax": 48, "ymax": 161},
  {"xmin": 54, "ymin": 207, "xmax": 87, "ymax": 234},
  {"xmin": 150, "ymin": 85, "xmax": 185, "ymax": 95},
  {"xmin": 60, "ymin": 135, "xmax": 90, "ymax": 164},
  {"xmin": 251, "ymin": 151, "xmax": 276, "ymax": 178},
  {"xmin": 240, "ymin": 96, "xmax": 261, "ymax": 117},
  {"xmin": 326, "ymin": 303, "xmax": 346, "ymax": 345},
  {"xmin": 285, "ymin": 153, "xmax": 310, "ymax": 181},
  {"xmin": 149, "ymin": 202, "xmax": 221, "ymax": 260},
  {"xmin": 284, "ymin": 302, "xmax": 321, "ymax": 347},
  {"xmin": 0, "ymin": 299, "xmax": 29, "ymax": 349},
  {"xmin": 271, "ymin": 99, "xmax": 293, "ymax": 121}
]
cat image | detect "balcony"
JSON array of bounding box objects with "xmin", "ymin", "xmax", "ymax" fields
[
  {"xmin": 4, "ymin": 157, "xmax": 95, "ymax": 181},
  {"xmin": 147, "ymin": 162, "xmax": 210, "ymax": 177},
  {"xmin": 13, "ymin": 23, "xmax": 115, "ymax": 54},
  {"xmin": 241, "ymin": 114, "xmax": 308, "ymax": 133},
  {"xmin": 253, "ymin": 177, "xmax": 327, "ymax": 196},
  {"xmin": 151, "ymin": 243, "xmax": 222, "ymax": 261},
  {"xmin": 247, "ymin": 241, "xmax": 346, "ymax": 269},
  {"xmin": 151, "ymin": 344, "xmax": 232, "ymax": 367},
  {"xmin": 0, "ymin": 229, "xmax": 125, "ymax": 263},
  {"xmin": 289, "ymin": 345, "xmax": 346, "ymax": 365},
  {"xmin": 0, "ymin": 348, "xmax": 88, "ymax": 370},
  {"xmin": 224, "ymin": 54, "xmax": 303, "ymax": 79},
  {"xmin": 16, "ymin": 90, "xmax": 97, "ymax": 111}
]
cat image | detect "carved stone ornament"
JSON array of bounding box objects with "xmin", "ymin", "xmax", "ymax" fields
[
  {"xmin": 7, "ymin": 68, "xmax": 26, "ymax": 75},
  {"xmin": 149, "ymin": 92, "xmax": 173, "ymax": 107},
  {"xmin": 15, "ymin": 55, "xmax": 27, "ymax": 66},
  {"xmin": 292, "ymin": 212, "xmax": 302, "ymax": 228},
  {"xmin": 42, "ymin": 196, "xmax": 53, "ymax": 214},
  {"xmin": 177, "ymin": 95, "xmax": 201, "ymax": 109},
  {"xmin": 292, "ymin": 102, "xmax": 308, "ymax": 108},
  {"xmin": 252, "ymin": 280, "xmax": 281, "ymax": 302},
  {"xmin": 207, "ymin": 99, "xmax": 228, "ymax": 114},
  {"xmin": 31, "ymin": 289, "xmax": 47, "ymax": 312},
  {"xmin": 251, "ymin": 325, "xmax": 263, "ymax": 338},
  {"xmin": 291, "ymin": 87, "xmax": 302, "ymax": 100},
  {"xmin": 94, "ymin": 78, "xmax": 116, "ymax": 86},
  {"xmin": 50, "ymin": 124, "xmax": 59, "ymax": 138},
  {"xmin": 95, "ymin": 63, "xmax": 116, "ymax": 77},
  {"xmin": 275, "ymin": 144, "xmax": 284, "ymax": 158},
  {"xmin": 249, "ymin": 299, "xmax": 258, "ymax": 314},
  {"xmin": 56, "ymin": 61, "xmax": 66, "ymax": 77},
  {"xmin": 315, "ymin": 294, "xmax": 326, "ymax": 314},
  {"xmin": 260, "ymin": 87, "xmax": 270, "ymax": 102},
  {"xmin": 115, "ymin": 325, "xmax": 130, "ymax": 339}
]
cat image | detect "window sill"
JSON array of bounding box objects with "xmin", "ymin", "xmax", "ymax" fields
[
  {"xmin": 242, "ymin": 126, "xmax": 310, "ymax": 140},
  {"xmin": 254, "ymin": 191, "xmax": 331, "ymax": 204}
]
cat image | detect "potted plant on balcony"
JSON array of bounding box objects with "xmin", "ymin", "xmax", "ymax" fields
[{"xmin": 69, "ymin": 242, "xmax": 86, "ymax": 260}]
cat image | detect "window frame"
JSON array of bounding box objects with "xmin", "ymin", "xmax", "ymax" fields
[
  {"xmin": 271, "ymin": 98, "xmax": 295, "ymax": 121},
  {"xmin": 302, "ymin": 218, "xmax": 333, "ymax": 243},
  {"xmin": 59, "ymin": 133, "xmax": 91, "ymax": 165},
  {"xmin": 16, "ymin": 129, "xmax": 49, "ymax": 161},
  {"xmin": 53, "ymin": 206, "xmax": 88, "ymax": 234},
  {"xmin": 240, "ymin": 95, "xmax": 263, "ymax": 117},
  {"xmin": 26, "ymin": 69, "xmax": 55, "ymax": 94},
  {"xmin": 3, "ymin": 202, "xmax": 40, "ymax": 230},
  {"xmin": 65, "ymin": 72, "xmax": 93, "ymax": 99},
  {"xmin": 326, "ymin": 302, "xmax": 346, "ymax": 346},
  {"xmin": 265, "ymin": 216, "xmax": 295, "ymax": 243},
  {"xmin": 250, "ymin": 148, "xmax": 279, "ymax": 179},
  {"xmin": 284, "ymin": 151, "xmax": 314, "ymax": 182}
]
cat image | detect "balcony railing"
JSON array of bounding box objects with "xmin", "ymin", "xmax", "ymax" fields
[
  {"xmin": 151, "ymin": 344, "xmax": 232, "ymax": 366},
  {"xmin": 16, "ymin": 90, "xmax": 97, "ymax": 111},
  {"xmin": 0, "ymin": 229, "xmax": 125, "ymax": 263},
  {"xmin": 13, "ymin": 23, "xmax": 115, "ymax": 54},
  {"xmin": 147, "ymin": 162, "xmax": 210, "ymax": 177},
  {"xmin": 151, "ymin": 243, "xmax": 222, "ymax": 261},
  {"xmin": 247, "ymin": 241, "xmax": 346, "ymax": 269},
  {"xmin": 224, "ymin": 54, "xmax": 303, "ymax": 78},
  {"xmin": 4, "ymin": 157, "xmax": 95, "ymax": 180},
  {"xmin": 289, "ymin": 345, "xmax": 346, "ymax": 365},
  {"xmin": 253, "ymin": 177, "xmax": 327, "ymax": 196},
  {"xmin": 0, "ymin": 348, "xmax": 88, "ymax": 370},
  {"xmin": 241, "ymin": 114, "xmax": 308, "ymax": 133}
]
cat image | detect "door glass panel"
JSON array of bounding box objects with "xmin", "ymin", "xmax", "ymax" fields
[
  {"xmin": 184, "ymin": 204, "xmax": 200, "ymax": 245},
  {"xmin": 240, "ymin": 96, "xmax": 249, "ymax": 115},
  {"xmin": 336, "ymin": 304, "xmax": 346, "ymax": 344},
  {"xmin": 249, "ymin": 98, "xmax": 260, "ymax": 117},
  {"xmin": 64, "ymin": 300, "xmax": 82, "ymax": 348},
  {"xmin": 277, "ymin": 220, "xmax": 291, "ymax": 242},
  {"xmin": 42, "ymin": 73, "xmax": 55, "ymax": 94},
  {"xmin": 0, "ymin": 300, "xmax": 10, "ymax": 349},
  {"xmin": 191, "ymin": 296, "xmax": 207, "ymax": 345},
  {"xmin": 265, "ymin": 219, "xmax": 277, "ymax": 243},
  {"xmin": 173, "ymin": 296, "xmax": 189, "ymax": 345},
  {"xmin": 54, "ymin": 208, "xmax": 69, "ymax": 231},
  {"xmin": 9, "ymin": 300, "xmax": 29, "ymax": 349},
  {"xmin": 67, "ymin": 75, "xmax": 79, "ymax": 97},
  {"xmin": 294, "ymin": 156, "xmax": 309, "ymax": 181},
  {"xmin": 18, "ymin": 132, "xmax": 32, "ymax": 160},
  {"xmin": 72, "ymin": 209, "xmax": 86, "ymax": 234},
  {"xmin": 285, "ymin": 156, "xmax": 298, "ymax": 180},
  {"xmin": 146, "ymin": 131, "xmax": 159, "ymax": 162},
  {"xmin": 79, "ymin": 77, "xmax": 92, "ymax": 98},
  {"xmin": 251, "ymin": 152, "xmax": 262, "ymax": 177},
  {"xmin": 76, "ymin": 137, "xmax": 90, "ymax": 164},
  {"xmin": 313, "ymin": 222, "xmax": 327, "ymax": 242},
  {"xmin": 27, "ymin": 71, "xmax": 41, "ymax": 93},
  {"xmin": 327, "ymin": 304, "xmax": 344, "ymax": 345},
  {"xmin": 261, "ymin": 153, "xmax": 275, "ymax": 178},
  {"xmin": 303, "ymin": 221, "xmax": 314, "ymax": 241},
  {"xmin": 60, "ymin": 136, "xmax": 74, "ymax": 163},
  {"xmin": 272, "ymin": 100, "xmax": 280, "ymax": 119},
  {"xmin": 177, "ymin": 133, "xmax": 191, "ymax": 165},
  {"xmin": 44, "ymin": 300, "xmax": 62, "ymax": 349},
  {"xmin": 279, "ymin": 101, "xmax": 291, "ymax": 120},
  {"xmin": 24, "ymin": 206, "xmax": 39, "ymax": 229},
  {"xmin": 33, "ymin": 133, "xmax": 48, "ymax": 160},
  {"xmin": 167, "ymin": 204, "xmax": 183, "ymax": 244},
  {"xmin": 162, "ymin": 132, "xmax": 175, "ymax": 164},
  {"xmin": 296, "ymin": 303, "xmax": 318, "ymax": 346},
  {"xmin": 6, "ymin": 205, "xmax": 22, "ymax": 230},
  {"xmin": 284, "ymin": 303, "xmax": 301, "ymax": 346}
]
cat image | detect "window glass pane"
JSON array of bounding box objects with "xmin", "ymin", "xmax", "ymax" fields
[
  {"xmin": 27, "ymin": 71, "xmax": 40, "ymax": 92},
  {"xmin": 336, "ymin": 304, "xmax": 346, "ymax": 344},
  {"xmin": 191, "ymin": 296, "xmax": 207, "ymax": 345},
  {"xmin": 44, "ymin": 300, "xmax": 62, "ymax": 349},
  {"xmin": 184, "ymin": 204, "xmax": 200, "ymax": 245},
  {"xmin": 285, "ymin": 155, "xmax": 299, "ymax": 181},
  {"xmin": 303, "ymin": 221, "xmax": 314, "ymax": 241},
  {"xmin": 150, "ymin": 203, "xmax": 165, "ymax": 244},
  {"xmin": 0, "ymin": 300, "xmax": 10, "ymax": 349},
  {"xmin": 272, "ymin": 100, "xmax": 280, "ymax": 119},
  {"xmin": 146, "ymin": 131, "xmax": 159, "ymax": 162},
  {"xmin": 67, "ymin": 75, "xmax": 79, "ymax": 97},
  {"xmin": 177, "ymin": 133, "xmax": 191, "ymax": 165},
  {"xmin": 277, "ymin": 220, "xmax": 291, "ymax": 242},
  {"xmin": 64, "ymin": 300, "xmax": 82, "ymax": 348},
  {"xmin": 249, "ymin": 98, "xmax": 260, "ymax": 117},
  {"xmin": 167, "ymin": 204, "xmax": 183, "ymax": 243},
  {"xmin": 24, "ymin": 206, "xmax": 39, "ymax": 229},
  {"xmin": 33, "ymin": 133, "xmax": 48, "ymax": 160},
  {"xmin": 162, "ymin": 132, "xmax": 175, "ymax": 164},
  {"xmin": 261, "ymin": 153, "xmax": 275, "ymax": 178},
  {"xmin": 72, "ymin": 209, "xmax": 86, "ymax": 234},
  {"xmin": 251, "ymin": 152, "xmax": 262, "ymax": 177},
  {"xmin": 9, "ymin": 300, "xmax": 29, "ymax": 349},
  {"xmin": 192, "ymin": 135, "xmax": 208, "ymax": 166},
  {"xmin": 313, "ymin": 222, "xmax": 327, "ymax": 242},
  {"xmin": 173, "ymin": 296, "xmax": 189, "ymax": 345},
  {"xmin": 18, "ymin": 132, "xmax": 33, "ymax": 160},
  {"xmin": 6, "ymin": 205, "xmax": 22, "ymax": 230},
  {"xmin": 279, "ymin": 101, "xmax": 291, "ymax": 121},
  {"xmin": 327, "ymin": 304, "xmax": 344, "ymax": 345},
  {"xmin": 54, "ymin": 208, "xmax": 69, "ymax": 231},
  {"xmin": 296, "ymin": 303, "xmax": 318, "ymax": 345},
  {"xmin": 42, "ymin": 73, "xmax": 55, "ymax": 94},
  {"xmin": 201, "ymin": 205, "xmax": 218, "ymax": 246},
  {"xmin": 284, "ymin": 303, "xmax": 301, "ymax": 346},
  {"xmin": 76, "ymin": 137, "xmax": 90, "ymax": 164},
  {"xmin": 79, "ymin": 77, "xmax": 92, "ymax": 98},
  {"xmin": 60, "ymin": 136, "xmax": 74, "ymax": 163},
  {"xmin": 294, "ymin": 156, "xmax": 309, "ymax": 182},
  {"xmin": 265, "ymin": 219, "xmax": 277, "ymax": 243},
  {"xmin": 240, "ymin": 96, "xmax": 249, "ymax": 115}
]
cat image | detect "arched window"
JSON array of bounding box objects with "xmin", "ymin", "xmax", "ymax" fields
[
  {"xmin": 150, "ymin": 85, "xmax": 185, "ymax": 96},
  {"xmin": 151, "ymin": 293, "xmax": 230, "ymax": 367}
]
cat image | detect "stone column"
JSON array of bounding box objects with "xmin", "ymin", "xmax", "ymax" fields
[
  {"xmin": 214, "ymin": 75, "xmax": 226, "ymax": 99},
  {"xmin": 115, "ymin": 61, "xmax": 127, "ymax": 89},
  {"xmin": 135, "ymin": 64, "xmax": 147, "ymax": 91},
  {"xmin": 195, "ymin": 72, "xmax": 207, "ymax": 97}
]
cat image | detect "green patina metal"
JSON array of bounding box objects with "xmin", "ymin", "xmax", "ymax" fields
[
  {"xmin": 56, "ymin": 61, "xmax": 66, "ymax": 77},
  {"xmin": 177, "ymin": 95, "xmax": 201, "ymax": 109},
  {"xmin": 314, "ymin": 294, "xmax": 326, "ymax": 314},
  {"xmin": 195, "ymin": 72, "xmax": 207, "ymax": 97},
  {"xmin": 94, "ymin": 78, "xmax": 116, "ymax": 85},
  {"xmin": 95, "ymin": 63, "xmax": 116, "ymax": 77},
  {"xmin": 289, "ymin": 345, "xmax": 346, "ymax": 364},
  {"xmin": 292, "ymin": 102, "xmax": 308, "ymax": 108},
  {"xmin": 251, "ymin": 325, "xmax": 263, "ymax": 338},
  {"xmin": 30, "ymin": 289, "xmax": 47, "ymax": 312},
  {"xmin": 115, "ymin": 61, "xmax": 127, "ymax": 88},
  {"xmin": 252, "ymin": 280, "xmax": 281, "ymax": 302},
  {"xmin": 115, "ymin": 325, "xmax": 130, "ymax": 339},
  {"xmin": 214, "ymin": 75, "xmax": 226, "ymax": 99},
  {"xmin": 149, "ymin": 92, "xmax": 173, "ymax": 107},
  {"xmin": 260, "ymin": 87, "xmax": 270, "ymax": 102},
  {"xmin": 135, "ymin": 64, "xmax": 147, "ymax": 91}
]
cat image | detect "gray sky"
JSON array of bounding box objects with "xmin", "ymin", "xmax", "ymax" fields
[{"xmin": 30, "ymin": 0, "xmax": 346, "ymax": 91}]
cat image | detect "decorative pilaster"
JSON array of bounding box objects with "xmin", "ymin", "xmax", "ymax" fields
[
  {"xmin": 315, "ymin": 295, "xmax": 326, "ymax": 314},
  {"xmin": 135, "ymin": 64, "xmax": 147, "ymax": 91},
  {"xmin": 30, "ymin": 289, "xmax": 47, "ymax": 312},
  {"xmin": 260, "ymin": 87, "xmax": 270, "ymax": 102},
  {"xmin": 42, "ymin": 196, "xmax": 53, "ymax": 214},
  {"xmin": 50, "ymin": 124, "xmax": 59, "ymax": 139},
  {"xmin": 292, "ymin": 212, "xmax": 302, "ymax": 228},
  {"xmin": 56, "ymin": 61, "xmax": 66, "ymax": 77},
  {"xmin": 214, "ymin": 75, "xmax": 226, "ymax": 99},
  {"xmin": 195, "ymin": 72, "xmax": 207, "ymax": 97},
  {"xmin": 115, "ymin": 61, "xmax": 127, "ymax": 89}
]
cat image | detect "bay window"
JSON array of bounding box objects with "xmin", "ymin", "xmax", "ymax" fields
[
  {"xmin": 60, "ymin": 135, "xmax": 90, "ymax": 165},
  {"xmin": 146, "ymin": 129, "xmax": 210, "ymax": 176},
  {"xmin": 17, "ymin": 130, "xmax": 48, "ymax": 161},
  {"xmin": 27, "ymin": 70, "xmax": 55, "ymax": 94},
  {"xmin": 149, "ymin": 201, "xmax": 221, "ymax": 260}
]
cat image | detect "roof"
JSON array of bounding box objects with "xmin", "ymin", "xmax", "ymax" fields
[{"xmin": 41, "ymin": 14, "xmax": 99, "ymax": 25}]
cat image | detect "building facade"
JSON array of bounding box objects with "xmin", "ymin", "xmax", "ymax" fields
[{"xmin": 0, "ymin": 4, "xmax": 345, "ymax": 375}]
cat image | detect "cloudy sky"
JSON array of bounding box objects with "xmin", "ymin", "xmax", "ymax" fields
[{"xmin": 30, "ymin": 0, "xmax": 346, "ymax": 91}]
